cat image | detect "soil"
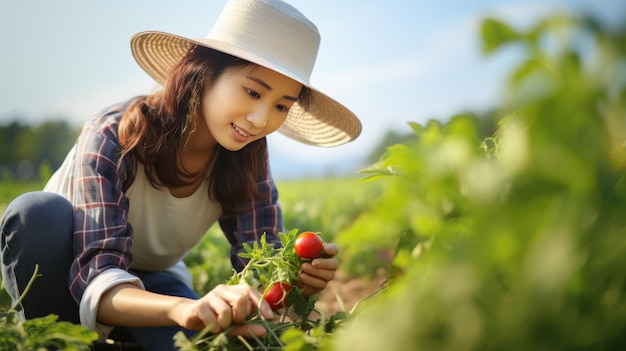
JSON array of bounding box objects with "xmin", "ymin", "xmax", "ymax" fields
[{"xmin": 314, "ymin": 270, "xmax": 388, "ymax": 317}]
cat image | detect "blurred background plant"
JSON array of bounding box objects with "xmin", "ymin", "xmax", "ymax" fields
[{"xmin": 333, "ymin": 11, "xmax": 626, "ymax": 351}]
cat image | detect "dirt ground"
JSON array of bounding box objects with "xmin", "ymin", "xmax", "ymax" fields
[{"xmin": 314, "ymin": 270, "xmax": 388, "ymax": 317}]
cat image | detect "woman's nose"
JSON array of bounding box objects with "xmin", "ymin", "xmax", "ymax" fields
[{"xmin": 246, "ymin": 106, "xmax": 269, "ymax": 128}]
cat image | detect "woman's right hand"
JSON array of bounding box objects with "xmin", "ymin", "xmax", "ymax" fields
[{"xmin": 173, "ymin": 283, "xmax": 274, "ymax": 336}]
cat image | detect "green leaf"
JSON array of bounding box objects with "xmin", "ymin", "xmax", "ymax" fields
[
  {"xmin": 325, "ymin": 312, "xmax": 347, "ymax": 333},
  {"xmin": 481, "ymin": 17, "xmax": 520, "ymax": 54},
  {"xmin": 173, "ymin": 330, "xmax": 200, "ymax": 351},
  {"xmin": 407, "ymin": 121, "xmax": 425, "ymax": 136},
  {"xmin": 21, "ymin": 314, "xmax": 97, "ymax": 350},
  {"xmin": 280, "ymin": 328, "xmax": 318, "ymax": 351},
  {"xmin": 289, "ymin": 291, "xmax": 317, "ymax": 322}
]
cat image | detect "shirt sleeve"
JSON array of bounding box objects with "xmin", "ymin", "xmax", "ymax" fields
[
  {"xmin": 80, "ymin": 268, "xmax": 144, "ymax": 338},
  {"xmin": 69, "ymin": 106, "xmax": 136, "ymax": 304},
  {"xmin": 218, "ymin": 163, "xmax": 284, "ymax": 271}
]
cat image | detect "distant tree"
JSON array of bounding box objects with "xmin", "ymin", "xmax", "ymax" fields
[
  {"xmin": 32, "ymin": 121, "xmax": 78, "ymax": 169},
  {"xmin": 0, "ymin": 119, "xmax": 79, "ymax": 180},
  {"xmin": 0, "ymin": 121, "xmax": 28, "ymax": 166}
]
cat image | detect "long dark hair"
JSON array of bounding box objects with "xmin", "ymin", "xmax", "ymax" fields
[{"xmin": 118, "ymin": 46, "xmax": 274, "ymax": 213}]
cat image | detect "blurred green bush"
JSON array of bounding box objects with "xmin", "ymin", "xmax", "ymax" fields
[{"xmin": 334, "ymin": 12, "xmax": 626, "ymax": 351}]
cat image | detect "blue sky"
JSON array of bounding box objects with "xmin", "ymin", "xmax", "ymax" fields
[{"xmin": 1, "ymin": 0, "xmax": 624, "ymax": 179}]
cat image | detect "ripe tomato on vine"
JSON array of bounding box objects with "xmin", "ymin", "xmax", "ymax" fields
[
  {"xmin": 294, "ymin": 231, "xmax": 324, "ymax": 259},
  {"xmin": 263, "ymin": 282, "xmax": 292, "ymax": 311}
]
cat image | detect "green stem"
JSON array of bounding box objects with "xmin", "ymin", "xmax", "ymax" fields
[
  {"xmin": 261, "ymin": 318, "xmax": 284, "ymax": 348},
  {"xmin": 11, "ymin": 264, "xmax": 40, "ymax": 311},
  {"xmin": 236, "ymin": 335, "xmax": 254, "ymax": 350},
  {"xmin": 349, "ymin": 286, "xmax": 385, "ymax": 315}
]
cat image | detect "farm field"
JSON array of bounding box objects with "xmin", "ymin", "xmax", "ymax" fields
[
  {"xmin": 0, "ymin": 175, "xmax": 387, "ymax": 348},
  {"xmin": 0, "ymin": 176, "xmax": 387, "ymax": 312}
]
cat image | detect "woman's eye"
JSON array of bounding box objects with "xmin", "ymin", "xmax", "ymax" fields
[
  {"xmin": 246, "ymin": 88, "xmax": 260, "ymax": 98},
  {"xmin": 276, "ymin": 104, "xmax": 290, "ymax": 112}
]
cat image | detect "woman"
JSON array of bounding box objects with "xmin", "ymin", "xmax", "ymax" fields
[{"xmin": 0, "ymin": 0, "xmax": 361, "ymax": 349}]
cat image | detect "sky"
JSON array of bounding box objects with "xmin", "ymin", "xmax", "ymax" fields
[{"xmin": 1, "ymin": 0, "xmax": 624, "ymax": 179}]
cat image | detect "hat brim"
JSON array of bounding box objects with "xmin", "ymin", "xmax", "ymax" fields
[{"xmin": 130, "ymin": 31, "xmax": 361, "ymax": 147}]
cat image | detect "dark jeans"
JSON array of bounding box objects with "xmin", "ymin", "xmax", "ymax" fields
[{"xmin": 1, "ymin": 192, "xmax": 199, "ymax": 351}]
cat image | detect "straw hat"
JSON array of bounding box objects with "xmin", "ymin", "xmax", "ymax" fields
[{"xmin": 130, "ymin": 0, "xmax": 361, "ymax": 147}]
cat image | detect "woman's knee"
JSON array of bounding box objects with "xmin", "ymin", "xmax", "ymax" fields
[
  {"xmin": 1, "ymin": 191, "xmax": 75, "ymax": 267},
  {"xmin": 2, "ymin": 191, "xmax": 73, "ymax": 237},
  {"xmin": 2, "ymin": 192, "xmax": 78, "ymax": 320}
]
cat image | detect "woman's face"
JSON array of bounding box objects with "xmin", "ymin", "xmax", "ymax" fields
[{"xmin": 198, "ymin": 64, "xmax": 303, "ymax": 151}]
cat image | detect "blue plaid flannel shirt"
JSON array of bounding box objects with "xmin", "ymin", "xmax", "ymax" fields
[{"xmin": 66, "ymin": 98, "xmax": 283, "ymax": 303}]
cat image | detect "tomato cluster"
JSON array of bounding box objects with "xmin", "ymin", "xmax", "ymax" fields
[{"xmin": 261, "ymin": 231, "xmax": 325, "ymax": 310}]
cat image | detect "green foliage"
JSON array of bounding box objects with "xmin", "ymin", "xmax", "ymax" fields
[
  {"xmin": 278, "ymin": 177, "xmax": 383, "ymax": 243},
  {"xmin": 279, "ymin": 177, "xmax": 387, "ymax": 278},
  {"xmin": 365, "ymin": 113, "xmax": 499, "ymax": 168},
  {"xmin": 0, "ymin": 179, "xmax": 45, "ymax": 218},
  {"xmin": 0, "ymin": 120, "xmax": 78, "ymax": 180},
  {"xmin": 228, "ymin": 230, "xmax": 303, "ymax": 288},
  {"xmin": 176, "ymin": 230, "xmax": 345, "ymax": 351},
  {"xmin": 0, "ymin": 312, "xmax": 98, "ymax": 351},
  {"xmin": 334, "ymin": 12, "xmax": 626, "ymax": 351},
  {"xmin": 365, "ymin": 130, "xmax": 416, "ymax": 165},
  {"xmin": 184, "ymin": 224, "xmax": 234, "ymax": 295},
  {"xmin": 481, "ymin": 18, "xmax": 520, "ymax": 54},
  {"xmin": 0, "ymin": 267, "xmax": 97, "ymax": 350},
  {"xmin": 174, "ymin": 316, "xmax": 343, "ymax": 351}
]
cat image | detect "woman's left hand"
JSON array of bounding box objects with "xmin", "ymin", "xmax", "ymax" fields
[{"xmin": 298, "ymin": 243, "xmax": 339, "ymax": 296}]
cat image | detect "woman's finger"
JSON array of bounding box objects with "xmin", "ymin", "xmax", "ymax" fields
[
  {"xmin": 213, "ymin": 284, "xmax": 274, "ymax": 322},
  {"xmin": 245, "ymin": 284, "xmax": 274, "ymax": 320},
  {"xmin": 322, "ymin": 243, "xmax": 339, "ymax": 257},
  {"xmin": 310, "ymin": 257, "xmax": 339, "ymax": 270},
  {"xmin": 298, "ymin": 271, "xmax": 330, "ymax": 291},
  {"xmin": 227, "ymin": 323, "xmax": 268, "ymax": 338},
  {"xmin": 301, "ymin": 262, "xmax": 337, "ymax": 282},
  {"xmin": 212, "ymin": 284, "xmax": 253, "ymax": 323},
  {"xmin": 206, "ymin": 291, "xmax": 233, "ymax": 331}
]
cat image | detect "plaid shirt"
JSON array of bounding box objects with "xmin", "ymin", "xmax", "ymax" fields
[{"xmin": 64, "ymin": 99, "xmax": 283, "ymax": 303}]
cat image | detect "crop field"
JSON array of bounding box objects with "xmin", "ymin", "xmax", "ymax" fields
[{"xmin": 0, "ymin": 177, "xmax": 385, "ymax": 291}]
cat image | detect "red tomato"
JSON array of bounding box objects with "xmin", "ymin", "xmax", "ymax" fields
[
  {"xmin": 263, "ymin": 282, "xmax": 291, "ymax": 310},
  {"xmin": 294, "ymin": 231, "xmax": 324, "ymax": 259}
]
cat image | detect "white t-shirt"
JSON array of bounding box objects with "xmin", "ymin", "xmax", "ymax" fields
[{"xmin": 125, "ymin": 163, "xmax": 221, "ymax": 272}]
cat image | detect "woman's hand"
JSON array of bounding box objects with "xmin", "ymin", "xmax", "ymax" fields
[
  {"xmin": 174, "ymin": 283, "xmax": 274, "ymax": 336},
  {"xmin": 298, "ymin": 243, "xmax": 339, "ymax": 296}
]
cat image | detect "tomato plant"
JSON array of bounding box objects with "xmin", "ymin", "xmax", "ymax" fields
[
  {"xmin": 263, "ymin": 282, "xmax": 292, "ymax": 311},
  {"xmin": 174, "ymin": 229, "xmax": 348, "ymax": 350},
  {"xmin": 294, "ymin": 231, "xmax": 324, "ymax": 259}
]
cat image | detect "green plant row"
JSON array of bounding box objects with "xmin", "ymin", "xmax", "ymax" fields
[{"xmin": 332, "ymin": 12, "xmax": 626, "ymax": 351}]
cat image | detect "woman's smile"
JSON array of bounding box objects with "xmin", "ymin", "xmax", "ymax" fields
[{"xmin": 231, "ymin": 123, "xmax": 254, "ymax": 141}]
